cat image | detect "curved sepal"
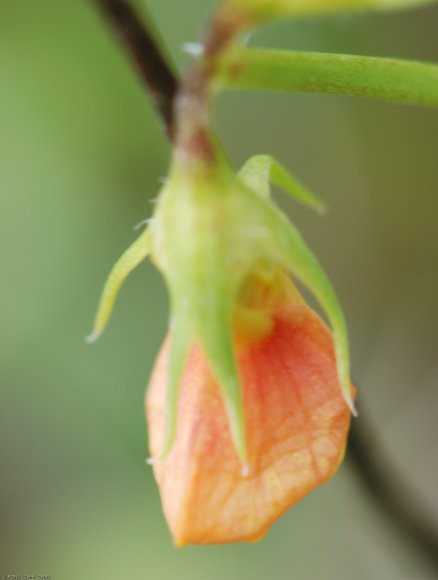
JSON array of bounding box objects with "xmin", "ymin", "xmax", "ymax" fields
[
  {"xmin": 158, "ymin": 306, "xmax": 192, "ymax": 459},
  {"xmin": 263, "ymin": 202, "xmax": 356, "ymax": 415},
  {"xmin": 195, "ymin": 284, "xmax": 249, "ymax": 471},
  {"xmin": 86, "ymin": 227, "xmax": 151, "ymax": 343},
  {"xmin": 239, "ymin": 154, "xmax": 326, "ymax": 213}
]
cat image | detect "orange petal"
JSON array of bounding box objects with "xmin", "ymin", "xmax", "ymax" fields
[{"xmin": 146, "ymin": 302, "xmax": 352, "ymax": 545}]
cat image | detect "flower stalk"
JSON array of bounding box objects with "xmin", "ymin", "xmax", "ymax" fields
[
  {"xmin": 224, "ymin": 0, "xmax": 437, "ymax": 24},
  {"xmin": 216, "ymin": 48, "xmax": 438, "ymax": 108}
]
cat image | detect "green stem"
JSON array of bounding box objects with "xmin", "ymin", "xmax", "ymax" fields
[
  {"xmin": 217, "ymin": 48, "xmax": 438, "ymax": 107},
  {"xmin": 229, "ymin": 0, "xmax": 437, "ymax": 23}
]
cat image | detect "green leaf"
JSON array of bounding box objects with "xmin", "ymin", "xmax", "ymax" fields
[
  {"xmin": 239, "ymin": 154, "xmax": 326, "ymax": 213},
  {"xmin": 218, "ymin": 48, "xmax": 438, "ymax": 108}
]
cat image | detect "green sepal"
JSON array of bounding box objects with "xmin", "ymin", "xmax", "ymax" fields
[
  {"xmin": 150, "ymin": 164, "xmax": 250, "ymax": 468},
  {"xmin": 86, "ymin": 226, "xmax": 151, "ymax": 343},
  {"xmin": 239, "ymin": 154, "xmax": 326, "ymax": 213},
  {"xmin": 262, "ymin": 200, "xmax": 357, "ymax": 414},
  {"xmin": 195, "ymin": 282, "xmax": 248, "ymax": 468},
  {"xmin": 159, "ymin": 304, "xmax": 192, "ymax": 459}
]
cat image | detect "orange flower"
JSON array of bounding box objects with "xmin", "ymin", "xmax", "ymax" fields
[
  {"xmin": 146, "ymin": 273, "xmax": 352, "ymax": 545},
  {"xmin": 88, "ymin": 146, "xmax": 355, "ymax": 545}
]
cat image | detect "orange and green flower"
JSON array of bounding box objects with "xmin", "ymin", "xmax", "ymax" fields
[
  {"xmin": 85, "ymin": 0, "xmax": 438, "ymax": 548},
  {"xmin": 147, "ymin": 268, "xmax": 353, "ymax": 545},
  {"xmin": 88, "ymin": 138, "xmax": 355, "ymax": 544}
]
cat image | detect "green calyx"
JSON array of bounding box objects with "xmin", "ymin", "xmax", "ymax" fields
[
  {"xmin": 87, "ymin": 144, "xmax": 355, "ymax": 468},
  {"xmin": 239, "ymin": 154, "xmax": 326, "ymax": 212}
]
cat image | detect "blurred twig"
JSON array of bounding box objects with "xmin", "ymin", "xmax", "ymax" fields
[
  {"xmin": 92, "ymin": 0, "xmax": 178, "ymax": 140},
  {"xmin": 348, "ymin": 406, "xmax": 438, "ymax": 569}
]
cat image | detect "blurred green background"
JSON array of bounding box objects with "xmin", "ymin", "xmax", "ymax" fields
[{"xmin": 1, "ymin": 1, "xmax": 437, "ymax": 578}]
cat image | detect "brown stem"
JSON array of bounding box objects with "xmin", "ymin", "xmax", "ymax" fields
[
  {"xmin": 92, "ymin": 0, "xmax": 178, "ymax": 140},
  {"xmin": 174, "ymin": 3, "xmax": 250, "ymax": 162},
  {"xmin": 348, "ymin": 406, "xmax": 438, "ymax": 569}
]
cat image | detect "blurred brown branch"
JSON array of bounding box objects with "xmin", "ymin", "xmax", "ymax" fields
[
  {"xmin": 348, "ymin": 405, "xmax": 438, "ymax": 569},
  {"xmin": 92, "ymin": 0, "xmax": 178, "ymax": 140}
]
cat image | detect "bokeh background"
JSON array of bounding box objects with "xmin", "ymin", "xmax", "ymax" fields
[{"xmin": 1, "ymin": 1, "xmax": 437, "ymax": 578}]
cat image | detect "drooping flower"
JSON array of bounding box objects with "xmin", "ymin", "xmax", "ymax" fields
[
  {"xmin": 147, "ymin": 268, "xmax": 353, "ymax": 545},
  {"xmin": 87, "ymin": 140, "xmax": 355, "ymax": 545}
]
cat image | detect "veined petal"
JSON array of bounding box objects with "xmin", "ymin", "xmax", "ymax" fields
[
  {"xmin": 146, "ymin": 301, "xmax": 353, "ymax": 545},
  {"xmin": 265, "ymin": 205, "xmax": 356, "ymax": 414}
]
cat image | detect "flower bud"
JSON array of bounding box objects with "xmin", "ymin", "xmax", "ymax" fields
[
  {"xmin": 147, "ymin": 270, "xmax": 353, "ymax": 545},
  {"xmin": 88, "ymin": 138, "xmax": 355, "ymax": 545}
]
